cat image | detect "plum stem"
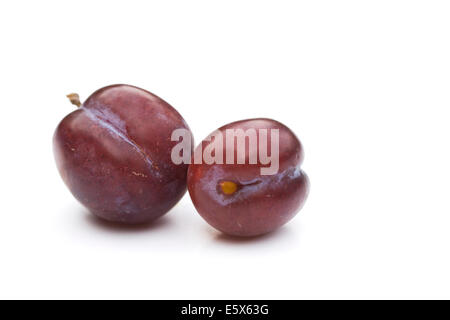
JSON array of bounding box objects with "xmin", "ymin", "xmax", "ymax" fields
[{"xmin": 66, "ymin": 93, "xmax": 81, "ymax": 107}]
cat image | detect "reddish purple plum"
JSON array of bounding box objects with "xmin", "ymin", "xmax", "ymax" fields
[
  {"xmin": 187, "ymin": 118, "xmax": 309, "ymax": 237},
  {"xmin": 53, "ymin": 84, "xmax": 193, "ymax": 224}
]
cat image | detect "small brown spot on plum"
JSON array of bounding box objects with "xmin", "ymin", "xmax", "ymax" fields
[
  {"xmin": 219, "ymin": 181, "xmax": 238, "ymax": 195},
  {"xmin": 132, "ymin": 171, "xmax": 148, "ymax": 178}
]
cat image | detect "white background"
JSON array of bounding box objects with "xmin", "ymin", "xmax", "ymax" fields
[{"xmin": 0, "ymin": 0, "xmax": 449, "ymax": 299}]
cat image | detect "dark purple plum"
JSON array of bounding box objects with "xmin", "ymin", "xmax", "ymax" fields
[
  {"xmin": 187, "ymin": 118, "xmax": 309, "ymax": 237},
  {"xmin": 53, "ymin": 84, "xmax": 193, "ymax": 224}
]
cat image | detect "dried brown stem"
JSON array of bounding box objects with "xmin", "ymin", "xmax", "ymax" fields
[{"xmin": 66, "ymin": 93, "xmax": 81, "ymax": 107}]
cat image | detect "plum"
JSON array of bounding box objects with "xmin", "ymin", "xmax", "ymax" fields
[
  {"xmin": 53, "ymin": 84, "xmax": 193, "ymax": 224},
  {"xmin": 187, "ymin": 118, "xmax": 309, "ymax": 237}
]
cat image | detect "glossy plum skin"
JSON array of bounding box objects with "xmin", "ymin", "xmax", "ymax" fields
[
  {"xmin": 187, "ymin": 119, "xmax": 309, "ymax": 237},
  {"xmin": 53, "ymin": 84, "xmax": 193, "ymax": 224}
]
